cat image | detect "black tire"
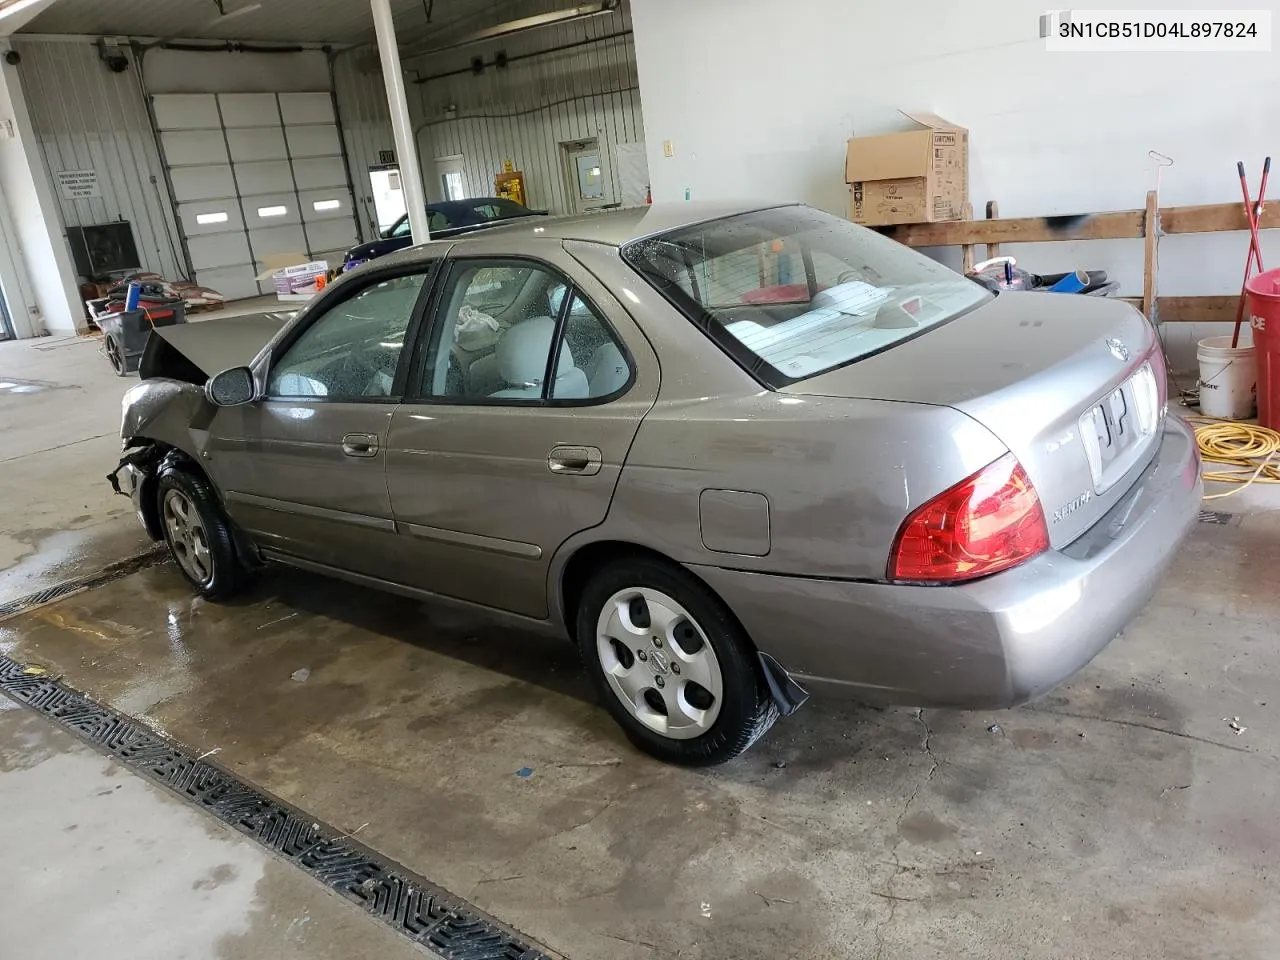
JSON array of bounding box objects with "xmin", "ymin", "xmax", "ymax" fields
[
  {"xmin": 155, "ymin": 465, "xmax": 247, "ymax": 601},
  {"xmin": 576, "ymin": 557, "xmax": 778, "ymax": 766},
  {"xmin": 105, "ymin": 335, "xmax": 128, "ymax": 377}
]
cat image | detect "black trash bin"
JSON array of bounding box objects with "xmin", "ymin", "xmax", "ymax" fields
[{"xmin": 99, "ymin": 301, "xmax": 187, "ymax": 377}]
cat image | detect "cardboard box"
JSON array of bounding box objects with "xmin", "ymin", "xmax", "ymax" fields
[
  {"xmin": 256, "ymin": 255, "xmax": 330, "ymax": 302},
  {"xmin": 845, "ymin": 112, "xmax": 968, "ymax": 226}
]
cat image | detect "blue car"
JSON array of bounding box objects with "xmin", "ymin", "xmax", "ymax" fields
[{"xmin": 342, "ymin": 198, "xmax": 545, "ymax": 271}]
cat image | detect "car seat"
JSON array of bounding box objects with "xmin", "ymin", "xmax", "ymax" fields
[
  {"xmin": 585, "ymin": 342, "xmax": 629, "ymax": 396},
  {"xmin": 490, "ymin": 316, "xmax": 589, "ymax": 399}
]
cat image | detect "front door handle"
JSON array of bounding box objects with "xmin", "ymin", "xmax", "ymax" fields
[
  {"xmin": 548, "ymin": 445, "xmax": 602, "ymax": 476},
  {"xmin": 342, "ymin": 433, "xmax": 380, "ymax": 458}
]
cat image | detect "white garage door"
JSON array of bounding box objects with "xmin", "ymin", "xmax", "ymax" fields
[{"xmin": 154, "ymin": 92, "xmax": 358, "ymax": 300}]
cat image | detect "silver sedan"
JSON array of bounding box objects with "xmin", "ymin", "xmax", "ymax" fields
[{"xmin": 112, "ymin": 202, "xmax": 1201, "ymax": 765}]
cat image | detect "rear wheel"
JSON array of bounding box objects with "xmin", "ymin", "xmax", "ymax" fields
[
  {"xmin": 576, "ymin": 558, "xmax": 777, "ymax": 766},
  {"xmin": 157, "ymin": 467, "xmax": 247, "ymax": 601},
  {"xmin": 105, "ymin": 334, "xmax": 128, "ymax": 377}
]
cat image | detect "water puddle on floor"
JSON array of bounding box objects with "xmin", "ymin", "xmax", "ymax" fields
[{"xmin": 0, "ymin": 379, "xmax": 52, "ymax": 395}]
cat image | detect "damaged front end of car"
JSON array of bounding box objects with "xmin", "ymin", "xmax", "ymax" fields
[
  {"xmin": 108, "ymin": 378, "xmax": 211, "ymax": 542},
  {"xmin": 106, "ymin": 311, "xmax": 289, "ymax": 547}
]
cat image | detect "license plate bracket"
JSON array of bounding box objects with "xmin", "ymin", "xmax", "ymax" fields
[{"xmin": 1080, "ymin": 374, "xmax": 1149, "ymax": 493}]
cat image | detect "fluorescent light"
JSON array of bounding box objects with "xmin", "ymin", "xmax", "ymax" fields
[
  {"xmin": 312, "ymin": 199, "xmax": 342, "ymax": 211},
  {"xmin": 258, "ymin": 205, "xmax": 288, "ymax": 218},
  {"xmin": 196, "ymin": 211, "xmax": 229, "ymax": 224}
]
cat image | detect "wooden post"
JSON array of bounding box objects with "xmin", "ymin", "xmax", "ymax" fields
[
  {"xmin": 986, "ymin": 201, "xmax": 1001, "ymax": 261},
  {"xmin": 960, "ymin": 202, "xmax": 975, "ymax": 274},
  {"xmin": 1143, "ymin": 189, "xmax": 1160, "ymax": 324}
]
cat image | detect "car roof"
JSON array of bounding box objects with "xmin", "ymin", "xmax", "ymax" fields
[{"xmin": 444, "ymin": 200, "xmax": 791, "ymax": 248}]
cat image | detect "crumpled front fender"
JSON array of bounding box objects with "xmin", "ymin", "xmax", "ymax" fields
[{"xmin": 120, "ymin": 379, "xmax": 215, "ymax": 460}]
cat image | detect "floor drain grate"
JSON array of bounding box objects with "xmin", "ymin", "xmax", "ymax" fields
[
  {"xmin": 1198, "ymin": 509, "xmax": 1235, "ymax": 525},
  {"xmin": 0, "ymin": 546, "xmax": 171, "ymax": 620},
  {"xmin": 0, "ymin": 655, "xmax": 554, "ymax": 960}
]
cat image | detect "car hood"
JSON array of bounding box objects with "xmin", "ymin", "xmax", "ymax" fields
[{"xmin": 149, "ymin": 314, "xmax": 291, "ymax": 378}]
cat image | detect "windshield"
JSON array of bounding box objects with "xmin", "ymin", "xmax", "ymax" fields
[
  {"xmin": 622, "ymin": 205, "xmax": 991, "ymax": 387},
  {"xmin": 473, "ymin": 199, "xmax": 528, "ymax": 219}
]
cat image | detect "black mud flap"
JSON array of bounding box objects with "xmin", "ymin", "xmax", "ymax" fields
[{"xmin": 758, "ymin": 652, "xmax": 809, "ymax": 717}]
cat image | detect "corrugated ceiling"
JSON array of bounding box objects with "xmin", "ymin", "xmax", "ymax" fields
[{"xmin": 20, "ymin": 0, "xmax": 534, "ymax": 46}]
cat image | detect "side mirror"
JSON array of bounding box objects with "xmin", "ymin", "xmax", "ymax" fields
[{"xmin": 206, "ymin": 367, "xmax": 256, "ymax": 406}]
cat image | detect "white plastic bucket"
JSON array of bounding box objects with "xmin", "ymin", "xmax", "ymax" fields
[{"xmin": 1197, "ymin": 335, "xmax": 1256, "ymax": 420}]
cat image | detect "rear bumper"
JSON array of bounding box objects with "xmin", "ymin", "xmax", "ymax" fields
[{"xmin": 693, "ymin": 417, "xmax": 1201, "ymax": 709}]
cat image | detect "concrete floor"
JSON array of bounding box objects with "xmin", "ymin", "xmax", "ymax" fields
[
  {"xmin": 3, "ymin": 334, "xmax": 1280, "ymax": 959},
  {"xmin": 0, "ymin": 699, "xmax": 422, "ymax": 960}
]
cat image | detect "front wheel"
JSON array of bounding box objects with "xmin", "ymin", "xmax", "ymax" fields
[
  {"xmin": 156, "ymin": 467, "xmax": 248, "ymax": 601},
  {"xmin": 576, "ymin": 558, "xmax": 777, "ymax": 766}
]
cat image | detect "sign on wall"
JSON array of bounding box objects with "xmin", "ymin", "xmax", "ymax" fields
[
  {"xmin": 378, "ymin": 150, "xmax": 396, "ymax": 165},
  {"xmin": 56, "ymin": 169, "xmax": 101, "ymax": 200}
]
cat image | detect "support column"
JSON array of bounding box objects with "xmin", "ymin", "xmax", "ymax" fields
[
  {"xmin": 0, "ymin": 41, "xmax": 82, "ymax": 338},
  {"xmin": 370, "ymin": 0, "xmax": 430, "ymax": 244}
]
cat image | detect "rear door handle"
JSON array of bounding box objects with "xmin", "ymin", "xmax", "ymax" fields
[
  {"xmin": 342, "ymin": 433, "xmax": 380, "ymax": 458},
  {"xmin": 548, "ymin": 445, "xmax": 602, "ymax": 476}
]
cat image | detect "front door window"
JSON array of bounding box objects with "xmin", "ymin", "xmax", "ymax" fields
[{"xmin": 268, "ymin": 273, "xmax": 429, "ymax": 399}]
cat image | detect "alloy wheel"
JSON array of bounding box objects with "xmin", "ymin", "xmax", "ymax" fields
[
  {"xmin": 163, "ymin": 489, "xmax": 213, "ymax": 585},
  {"xmin": 595, "ymin": 587, "xmax": 724, "ymax": 740}
]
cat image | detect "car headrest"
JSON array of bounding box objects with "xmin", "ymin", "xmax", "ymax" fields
[{"xmin": 496, "ymin": 317, "xmax": 574, "ymax": 387}]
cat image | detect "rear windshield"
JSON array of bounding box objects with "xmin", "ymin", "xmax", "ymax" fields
[{"xmin": 622, "ymin": 205, "xmax": 991, "ymax": 387}]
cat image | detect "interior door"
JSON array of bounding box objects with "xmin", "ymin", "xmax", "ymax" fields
[
  {"xmin": 207, "ymin": 268, "xmax": 437, "ymax": 580},
  {"xmin": 561, "ymin": 138, "xmax": 607, "ymax": 214},
  {"xmin": 384, "ymin": 253, "xmax": 659, "ymax": 618}
]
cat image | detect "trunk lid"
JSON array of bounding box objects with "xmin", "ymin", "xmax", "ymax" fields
[{"xmin": 784, "ymin": 292, "xmax": 1165, "ymax": 548}]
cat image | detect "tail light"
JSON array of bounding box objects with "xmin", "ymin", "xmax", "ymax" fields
[{"xmin": 889, "ymin": 453, "xmax": 1050, "ymax": 583}]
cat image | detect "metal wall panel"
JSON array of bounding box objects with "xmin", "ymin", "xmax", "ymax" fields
[
  {"xmin": 332, "ymin": 2, "xmax": 645, "ymax": 230},
  {"xmin": 407, "ymin": 3, "xmax": 644, "ymax": 216},
  {"xmin": 332, "ymin": 51, "xmax": 401, "ymax": 240},
  {"xmin": 15, "ymin": 39, "xmax": 186, "ymax": 281}
]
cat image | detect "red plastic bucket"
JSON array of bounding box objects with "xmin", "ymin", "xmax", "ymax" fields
[{"xmin": 1245, "ymin": 267, "xmax": 1280, "ymax": 429}]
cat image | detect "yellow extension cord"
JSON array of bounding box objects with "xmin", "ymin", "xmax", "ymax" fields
[{"xmin": 1188, "ymin": 416, "xmax": 1280, "ymax": 500}]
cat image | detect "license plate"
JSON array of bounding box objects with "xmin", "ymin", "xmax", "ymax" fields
[
  {"xmin": 1080, "ymin": 372, "xmax": 1151, "ymax": 493},
  {"xmin": 1089, "ymin": 384, "xmax": 1138, "ymax": 465}
]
